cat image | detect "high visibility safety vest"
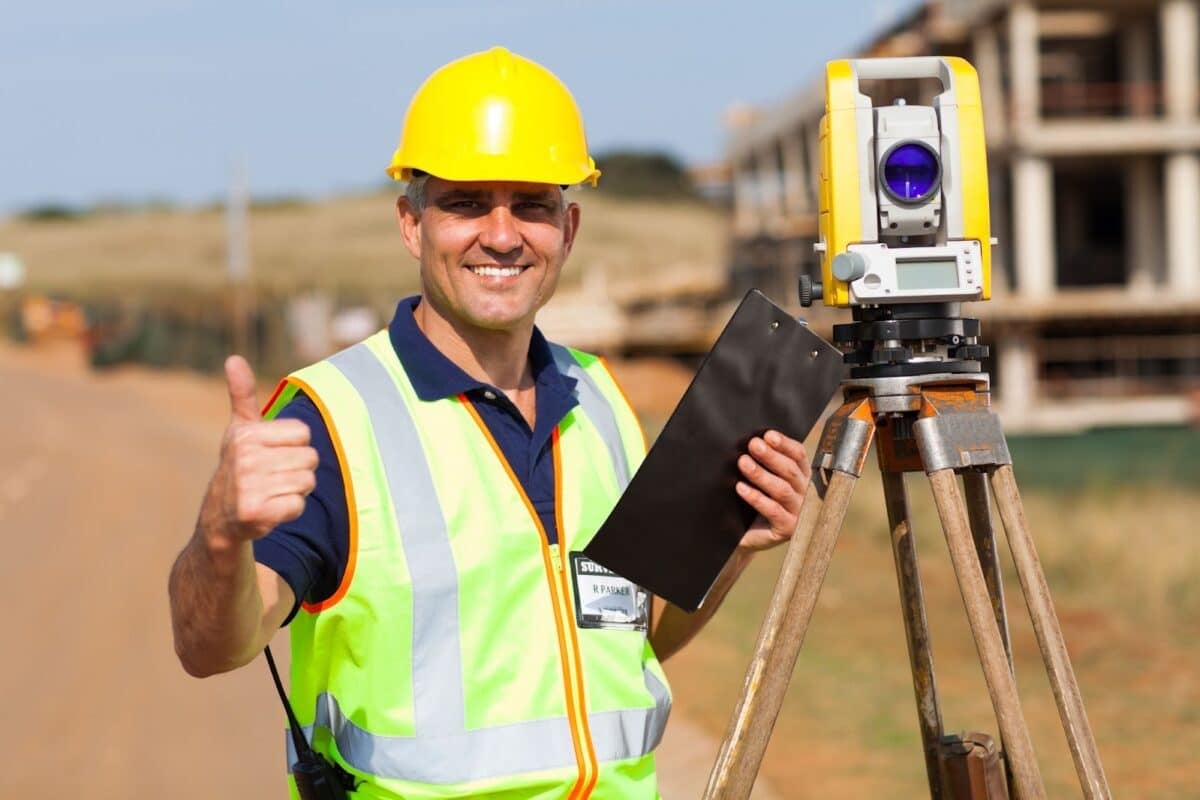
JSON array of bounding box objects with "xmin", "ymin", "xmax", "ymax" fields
[{"xmin": 263, "ymin": 330, "xmax": 672, "ymax": 799}]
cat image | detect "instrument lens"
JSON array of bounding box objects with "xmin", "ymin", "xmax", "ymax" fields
[{"xmin": 883, "ymin": 143, "xmax": 940, "ymax": 202}]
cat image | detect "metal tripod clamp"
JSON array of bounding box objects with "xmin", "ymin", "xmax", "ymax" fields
[
  {"xmin": 914, "ymin": 411, "xmax": 1012, "ymax": 472},
  {"xmin": 814, "ymin": 398, "xmax": 875, "ymax": 478}
]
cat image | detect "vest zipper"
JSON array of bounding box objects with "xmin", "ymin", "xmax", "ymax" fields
[
  {"xmin": 458, "ymin": 398, "xmax": 599, "ymax": 798},
  {"xmin": 547, "ymin": 541, "xmax": 599, "ymax": 799}
]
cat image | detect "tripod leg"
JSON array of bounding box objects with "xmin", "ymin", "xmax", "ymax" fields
[
  {"xmin": 705, "ymin": 400, "xmax": 874, "ymax": 800},
  {"xmin": 963, "ymin": 471, "xmax": 1013, "ymax": 670},
  {"xmin": 926, "ymin": 468, "xmax": 1046, "ymax": 800},
  {"xmin": 705, "ymin": 473, "xmax": 858, "ymax": 799},
  {"xmin": 881, "ymin": 470, "xmax": 946, "ymax": 800},
  {"xmin": 989, "ymin": 466, "xmax": 1112, "ymax": 800},
  {"xmin": 962, "ymin": 469, "xmax": 1016, "ymax": 794}
]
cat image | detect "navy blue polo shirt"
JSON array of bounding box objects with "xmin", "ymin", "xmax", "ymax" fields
[{"xmin": 254, "ymin": 296, "xmax": 579, "ymax": 623}]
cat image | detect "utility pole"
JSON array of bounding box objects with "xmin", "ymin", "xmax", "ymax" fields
[{"xmin": 227, "ymin": 158, "xmax": 254, "ymax": 358}]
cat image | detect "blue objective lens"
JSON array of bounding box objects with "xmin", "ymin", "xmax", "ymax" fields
[{"xmin": 882, "ymin": 142, "xmax": 940, "ymax": 202}]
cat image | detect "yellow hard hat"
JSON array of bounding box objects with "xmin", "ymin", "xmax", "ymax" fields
[{"xmin": 386, "ymin": 47, "xmax": 600, "ymax": 187}]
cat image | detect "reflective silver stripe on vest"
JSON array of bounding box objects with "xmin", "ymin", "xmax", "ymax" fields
[
  {"xmin": 329, "ymin": 343, "xmax": 465, "ymax": 735},
  {"xmin": 592, "ymin": 667, "xmax": 672, "ymax": 763},
  {"xmin": 288, "ymin": 667, "xmax": 672, "ymax": 783},
  {"xmin": 548, "ymin": 344, "xmax": 632, "ymax": 490}
]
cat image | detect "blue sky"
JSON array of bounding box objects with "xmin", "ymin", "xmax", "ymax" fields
[{"xmin": 2, "ymin": 0, "xmax": 919, "ymax": 212}]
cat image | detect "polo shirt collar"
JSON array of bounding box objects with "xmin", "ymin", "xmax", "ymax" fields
[{"xmin": 386, "ymin": 295, "xmax": 578, "ymax": 404}]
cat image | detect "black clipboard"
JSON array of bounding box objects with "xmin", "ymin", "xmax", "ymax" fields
[{"xmin": 584, "ymin": 289, "xmax": 843, "ymax": 611}]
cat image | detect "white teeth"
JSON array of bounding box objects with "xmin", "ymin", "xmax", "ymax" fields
[{"xmin": 471, "ymin": 265, "xmax": 523, "ymax": 278}]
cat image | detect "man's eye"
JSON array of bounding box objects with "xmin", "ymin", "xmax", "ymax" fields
[
  {"xmin": 518, "ymin": 202, "xmax": 552, "ymax": 212},
  {"xmin": 450, "ymin": 200, "xmax": 480, "ymax": 210}
]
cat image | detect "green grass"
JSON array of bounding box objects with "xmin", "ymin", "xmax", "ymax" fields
[{"xmin": 1007, "ymin": 425, "xmax": 1200, "ymax": 489}]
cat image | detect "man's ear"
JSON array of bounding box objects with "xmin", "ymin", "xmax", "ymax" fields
[
  {"xmin": 395, "ymin": 196, "xmax": 422, "ymax": 261},
  {"xmin": 562, "ymin": 201, "xmax": 582, "ymax": 258}
]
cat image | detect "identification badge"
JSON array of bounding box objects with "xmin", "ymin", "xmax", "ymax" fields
[{"xmin": 569, "ymin": 552, "xmax": 649, "ymax": 632}]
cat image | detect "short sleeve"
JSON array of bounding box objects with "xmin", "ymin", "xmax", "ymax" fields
[{"xmin": 252, "ymin": 391, "xmax": 350, "ymax": 625}]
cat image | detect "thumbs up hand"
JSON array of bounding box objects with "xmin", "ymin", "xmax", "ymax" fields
[{"xmin": 207, "ymin": 355, "xmax": 317, "ymax": 545}]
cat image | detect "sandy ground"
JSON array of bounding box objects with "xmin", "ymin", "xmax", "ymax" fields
[{"xmin": 0, "ymin": 340, "xmax": 776, "ymax": 799}]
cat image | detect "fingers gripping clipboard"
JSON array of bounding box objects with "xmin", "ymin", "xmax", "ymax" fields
[{"xmin": 584, "ymin": 290, "xmax": 843, "ymax": 612}]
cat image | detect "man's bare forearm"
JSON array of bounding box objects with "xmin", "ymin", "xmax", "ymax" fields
[
  {"xmin": 169, "ymin": 354, "xmax": 313, "ymax": 677},
  {"xmin": 168, "ymin": 492, "xmax": 267, "ymax": 677},
  {"xmin": 649, "ymin": 546, "xmax": 755, "ymax": 662}
]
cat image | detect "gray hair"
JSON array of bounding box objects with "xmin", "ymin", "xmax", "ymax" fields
[
  {"xmin": 404, "ymin": 173, "xmax": 431, "ymax": 212},
  {"xmin": 403, "ymin": 172, "xmax": 569, "ymax": 214}
]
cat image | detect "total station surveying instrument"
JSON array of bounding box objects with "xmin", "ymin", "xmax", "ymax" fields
[{"xmin": 703, "ymin": 57, "xmax": 1112, "ymax": 800}]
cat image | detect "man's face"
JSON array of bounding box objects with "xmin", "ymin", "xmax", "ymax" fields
[{"xmin": 397, "ymin": 177, "xmax": 580, "ymax": 334}]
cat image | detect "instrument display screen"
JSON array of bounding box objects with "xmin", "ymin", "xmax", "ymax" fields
[{"xmin": 896, "ymin": 259, "xmax": 960, "ymax": 291}]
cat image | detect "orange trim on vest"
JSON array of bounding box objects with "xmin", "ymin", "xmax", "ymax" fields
[
  {"xmin": 261, "ymin": 379, "xmax": 289, "ymax": 417},
  {"xmin": 458, "ymin": 395, "xmax": 598, "ymax": 800},
  {"xmin": 553, "ymin": 428, "xmax": 599, "ymax": 799},
  {"xmin": 278, "ymin": 375, "xmax": 360, "ymax": 615}
]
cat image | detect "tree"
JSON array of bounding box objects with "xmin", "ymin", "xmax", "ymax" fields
[{"xmin": 592, "ymin": 150, "xmax": 697, "ymax": 200}]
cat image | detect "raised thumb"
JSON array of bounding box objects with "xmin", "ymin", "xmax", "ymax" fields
[{"xmin": 224, "ymin": 355, "xmax": 261, "ymax": 422}]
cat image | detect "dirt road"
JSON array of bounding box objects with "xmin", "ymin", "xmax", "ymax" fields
[{"xmin": 0, "ymin": 341, "xmax": 776, "ymax": 799}]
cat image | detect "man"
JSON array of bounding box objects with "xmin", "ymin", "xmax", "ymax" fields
[{"xmin": 169, "ymin": 47, "xmax": 810, "ymax": 799}]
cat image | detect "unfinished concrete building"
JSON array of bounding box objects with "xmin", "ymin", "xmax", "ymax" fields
[{"xmin": 727, "ymin": 0, "xmax": 1200, "ymax": 430}]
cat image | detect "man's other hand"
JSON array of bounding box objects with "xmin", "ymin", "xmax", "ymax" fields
[
  {"xmin": 207, "ymin": 355, "xmax": 316, "ymax": 547},
  {"xmin": 735, "ymin": 430, "xmax": 811, "ymax": 551}
]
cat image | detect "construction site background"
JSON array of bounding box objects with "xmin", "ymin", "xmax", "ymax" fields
[{"xmin": 3, "ymin": 3, "xmax": 1200, "ymax": 794}]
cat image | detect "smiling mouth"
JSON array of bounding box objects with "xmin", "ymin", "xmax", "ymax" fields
[{"xmin": 467, "ymin": 264, "xmax": 528, "ymax": 278}]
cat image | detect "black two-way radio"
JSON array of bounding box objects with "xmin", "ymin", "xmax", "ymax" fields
[{"xmin": 265, "ymin": 646, "xmax": 359, "ymax": 800}]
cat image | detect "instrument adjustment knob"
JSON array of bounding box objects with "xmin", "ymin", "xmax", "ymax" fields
[
  {"xmin": 832, "ymin": 251, "xmax": 868, "ymax": 282},
  {"xmin": 798, "ymin": 275, "xmax": 823, "ymax": 307}
]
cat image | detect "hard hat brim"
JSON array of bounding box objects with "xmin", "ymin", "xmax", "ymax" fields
[{"xmin": 386, "ymin": 161, "xmax": 600, "ymax": 188}]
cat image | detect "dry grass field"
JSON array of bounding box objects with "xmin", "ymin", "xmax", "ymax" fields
[
  {"xmin": 2, "ymin": 190, "xmax": 728, "ymax": 298},
  {"xmin": 658, "ymin": 439, "xmax": 1200, "ymax": 798}
]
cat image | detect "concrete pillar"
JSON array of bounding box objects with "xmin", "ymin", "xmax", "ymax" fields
[
  {"xmin": 1125, "ymin": 156, "xmax": 1162, "ymax": 291},
  {"xmin": 998, "ymin": 329, "xmax": 1037, "ymax": 423},
  {"xmin": 1159, "ymin": 1, "xmax": 1199, "ymax": 295},
  {"xmin": 1012, "ymin": 155, "xmax": 1056, "ymax": 297},
  {"xmin": 781, "ymin": 129, "xmax": 809, "ymax": 216},
  {"xmin": 1120, "ymin": 17, "xmax": 1155, "ymax": 116},
  {"xmin": 1161, "ymin": 0, "xmax": 1200, "ymax": 121},
  {"xmin": 973, "ymin": 23, "xmax": 1007, "ymax": 142},
  {"xmin": 1008, "ymin": 2, "xmax": 1041, "ymax": 129},
  {"xmin": 1165, "ymin": 152, "xmax": 1200, "ymax": 295}
]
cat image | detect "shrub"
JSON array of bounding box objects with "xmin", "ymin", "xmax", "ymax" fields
[{"xmin": 592, "ymin": 150, "xmax": 697, "ymax": 200}]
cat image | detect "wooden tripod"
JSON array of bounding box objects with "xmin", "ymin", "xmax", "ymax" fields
[{"xmin": 703, "ymin": 373, "xmax": 1112, "ymax": 800}]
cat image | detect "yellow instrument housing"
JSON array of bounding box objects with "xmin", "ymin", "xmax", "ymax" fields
[{"xmin": 818, "ymin": 57, "xmax": 991, "ymax": 308}]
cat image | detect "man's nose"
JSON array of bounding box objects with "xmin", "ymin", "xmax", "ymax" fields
[{"xmin": 479, "ymin": 206, "xmax": 521, "ymax": 254}]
